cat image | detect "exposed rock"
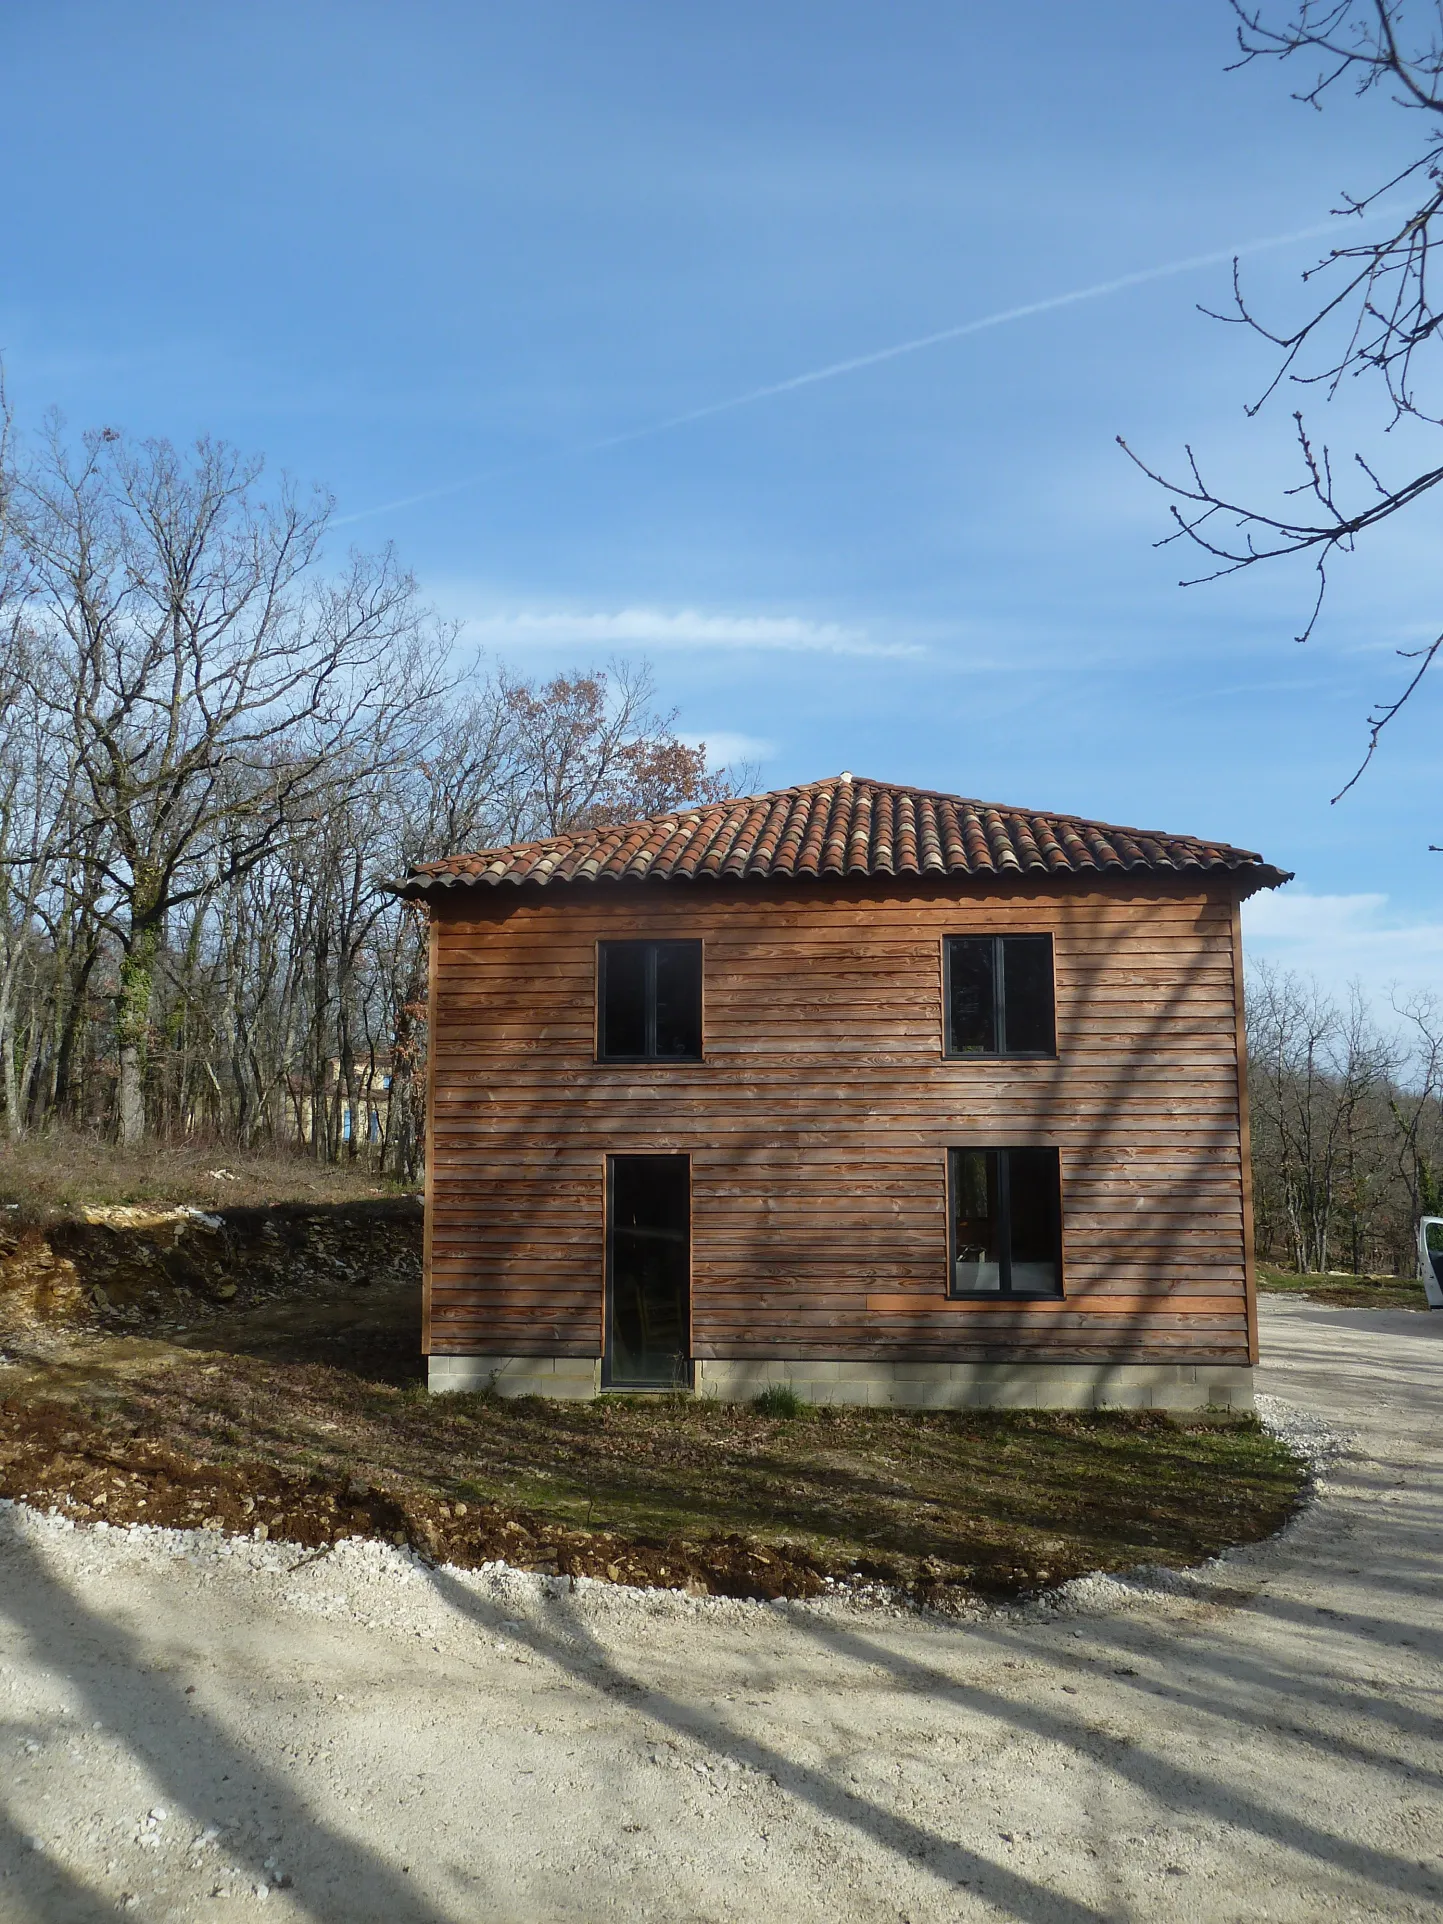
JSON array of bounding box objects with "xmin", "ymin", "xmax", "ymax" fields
[{"xmin": 0, "ymin": 1199, "xmax": 422, "ymax": 1334}]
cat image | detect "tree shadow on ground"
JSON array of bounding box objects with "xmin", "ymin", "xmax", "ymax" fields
[
  {"xmin": 0, "ymin": 1525, "xmax": 464, "ymax": 1924},
  {"xmin": 167, "ymin": 1279, "xmax": 426, "ymax": 1387}
]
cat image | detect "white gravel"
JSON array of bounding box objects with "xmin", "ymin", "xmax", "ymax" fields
[
  {"xmin": 1255, "ymin": 1390, "xmax": 1347, "ymax": 1483},
  {"xmin": 1, "ymin": 1297, "xmax": 1439, "ymax": 1922}
]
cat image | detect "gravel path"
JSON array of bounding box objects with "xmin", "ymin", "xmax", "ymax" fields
[{"xmin": 1, "ymin": 1297, "xmax": 1440, "ymax": 1922}]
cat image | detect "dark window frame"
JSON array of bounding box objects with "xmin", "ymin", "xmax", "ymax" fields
[
  {"xmin": 941, "ymin": 933, "xmax": 1057, "ymax": 1059},
  {"xmin": 946, "ymin": 1145, "xmax": 1064, "ymax": 1299},
  {"xmin": 596, "ymin": 938, "xmax": 704, "ymax": 1063}
]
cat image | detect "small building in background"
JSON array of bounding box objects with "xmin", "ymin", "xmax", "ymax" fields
[
  {"xmin": 397, "ymin": 775, "xmax": 1288, "ymax": 1411},
  {"xmin": 279, "ymin": 1056, "xmax": 394, "ymax": 1154}
]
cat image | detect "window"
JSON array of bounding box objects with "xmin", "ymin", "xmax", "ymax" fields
[
  {"xmin": 944, "ymin": 934, "xmax": 1055, "ymax": 1056},
  {"xmin": 598, "ymin": 940, "xmax": 702, "ymax": 1060},
  {"xmin": 948, "ymin": 1147, "xmax": 1062, "ymax": 1297}
]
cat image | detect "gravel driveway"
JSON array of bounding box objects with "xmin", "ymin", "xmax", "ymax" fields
[{"xmin": 1, "ymin": 1296, "xmax": 1439, "ymax": 1923}]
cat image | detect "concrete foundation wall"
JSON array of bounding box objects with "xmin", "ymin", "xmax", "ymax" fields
[
  {"xmin": 694, "ymin": 1359, "xmax": 1253, "ymax": 1412},
  {"xmin": 428, "ymin": 1354, "xmax": 601, "ymax": 1399},
  {"xmin": 428, "ymin": 1353, "xmax": 1252, "ymax": 1411}
]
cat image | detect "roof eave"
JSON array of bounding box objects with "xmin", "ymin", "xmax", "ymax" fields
[
  {"xmin": 394, "ymin": 860, "xmax": 1296, "ymax": 904},
  {"xmin": 1233, "ymin": 865, "xmax": 1294, "ymax": 900}
]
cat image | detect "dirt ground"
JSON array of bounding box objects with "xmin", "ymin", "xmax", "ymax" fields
[
  {"xmin": 0, "ymin": 1292, "xmax": 1300, "ymax": 1609},
  {"xmin": 0, "ymin": 1296, "xmax": 1439, "ymax": 1923},
  {"xmin": 0, "ymin": 1209, "xmax": 1301, "ymax": 1607}
]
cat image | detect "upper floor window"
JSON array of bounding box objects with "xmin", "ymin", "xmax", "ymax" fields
[
  {"xmin": 949, "ymin": 1146, "xmax": 1062, "ymax": 1297},
  {"xmin": 944, "ymin": 934, "xmax": 1055, "ymax": 1057},
  {"xmin": 598, "ymin": 940, "xmax": 702, "ymax": 1061}
]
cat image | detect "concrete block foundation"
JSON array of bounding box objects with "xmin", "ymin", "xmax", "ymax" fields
[
  {"xmin": 428, "ymin": 1354, "xmax": 601, "ymax": 1399},
  {"xmin": 428, "ymin": 1354, "xmax": 1253, "ymax": 1412},
  {"xmin": 693, "ymin": 1358, "xmax": 1253, "ymax": 1411}
]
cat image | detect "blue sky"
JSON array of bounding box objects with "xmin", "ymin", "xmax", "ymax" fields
[{"xmin": 3, "ymin": 1, "xmax": 1440, "ymax": 1006}]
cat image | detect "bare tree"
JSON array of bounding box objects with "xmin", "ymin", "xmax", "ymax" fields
[
  {"xmin": 1122, "ymin": 2, "xmax": 1443, "ymax": 795},
  {"xmin": 11, "ymin": 425, "xmax": 447, "ymax": 1144},
  {"xmin": 0, "ymin": 376, "xmax": 72, "ymax": 1138},
  {"xmin": 1244, "ymin": 959, "xmax": 1443, "ymax": 1273},
  {"xmin": 0, "ymin": 395, "xmax": 744, "ymax": 1164},
  {"xmin": 0, "ymin": 670, "xmax": 82, "ymax": 1137},
  {"xmin": 1387, "ymin": 987, "xmax": 1443, "ymax": 1231},
  {"xmin": 1246, "ymin": 962, "xmax": 1396, "ymax": 1269}
]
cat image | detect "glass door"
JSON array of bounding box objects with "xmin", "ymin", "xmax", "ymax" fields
[{"xmin": 605, "ymin": 1155, "xmax": 691, "ymax": 1387}]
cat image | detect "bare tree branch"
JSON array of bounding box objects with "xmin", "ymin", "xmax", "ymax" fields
[{"xmin": 1128, "ymin": 2, "xmax": 1443, "ymax": 803}]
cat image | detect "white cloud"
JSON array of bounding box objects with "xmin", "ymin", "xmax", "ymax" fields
[
  {"xmin": 680, "ymin": 730, "xmax": 777, "ymax": 768},
  {"xmin": 1243, "ymin": 892, "xmax": 1389, "ymax": 939},
  {"xmin": 453, "ymin": 605, "xmax": 922, "ymax": 660},
  {"xmin": 1242, "ymin": 891, "xmax": 1443, "ymax": 1007}
]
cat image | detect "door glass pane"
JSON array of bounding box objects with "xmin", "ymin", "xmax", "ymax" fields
[
  {"xmin": 600, "ymin": 943, "xmax": 647, "ymax": 1057},
  {"xmin": 947, "ymin": 938, "xmax": 996, "ymax": 1054},
  {"xmin": 951, "ymin": 1149, "xmax": 1002, "ymax": 1292},
  {"xmin": 609, "ymin": 1156, "xmax": 690, "ymax": 1385},
  {"xmin": 654, "ymin": 942, "xmax": 702, "ymax": 1058},
  {"xmin": 1003, "ymin": 936, "xmax": 1055, "ymax": 1054},
  {"xmin": 1006, "ymin": 1147, "xmax": 1061, "ymax": 1294}
]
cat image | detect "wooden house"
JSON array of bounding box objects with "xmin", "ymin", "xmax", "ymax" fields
[{"xmin": 397, "ymin": 776, "xmax": 1288, "ymax": 1411}]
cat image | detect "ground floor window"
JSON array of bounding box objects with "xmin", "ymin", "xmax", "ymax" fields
[{"xmin": 948, "ymin": 1147, "xmax": 1062, "ymax": 1297}]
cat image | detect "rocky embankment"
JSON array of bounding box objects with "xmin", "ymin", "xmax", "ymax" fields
[{"xmin": 0, "ymin": 1198, "xmax": 423, "ymax": 1334}]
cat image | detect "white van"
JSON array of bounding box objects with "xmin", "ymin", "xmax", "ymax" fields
[{"xmin": 1415, "ymin": 1219, "xmax": 1443, "ymax": 1309}]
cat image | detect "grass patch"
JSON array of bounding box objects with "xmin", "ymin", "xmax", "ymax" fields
[
  {"xmin": 0, "ymin": 1318, "xmax": 1305, "ymax": 1606},
  {"xmin": 0, "ymin": 1128, "xmax": 413, "ymax": 1219},
  {"xmin": 752, "ymin": 1384, "xmax": 806, "ymax": 1419},
  {"xmin": 1258, "ymin": 1266, "xmax": 1428, "ymax": 1312}
]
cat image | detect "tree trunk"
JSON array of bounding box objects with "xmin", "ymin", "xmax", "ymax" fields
[
  {"xmin": 115, "ymin": 916, "xmax": 159, "ymax": 1147},
  {"xmin": 0, "ymin": 973, "xmax": 20, "ymax": 1140},
  {"xmin": 49, "ymin": 930, "xmax": 100, "ymax": 1126}
]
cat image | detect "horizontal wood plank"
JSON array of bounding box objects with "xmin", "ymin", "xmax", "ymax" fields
[{"xmin": 424, "ymin": 876, "xmax": 1251, "ymax": 1365}]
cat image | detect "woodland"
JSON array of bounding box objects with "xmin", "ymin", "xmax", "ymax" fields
[
  {"xmin": 1247, "ymin": 963, "xmax": 1443, "ymax": 1275},
  {"xmin": 0, "ymin": 412, "xmax": 733, "ymax": 1180}
]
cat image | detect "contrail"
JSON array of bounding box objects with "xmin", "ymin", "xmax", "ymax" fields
[{"xmin": 335, "ymin": 210, "xmax": 1392, "ymax": 528}]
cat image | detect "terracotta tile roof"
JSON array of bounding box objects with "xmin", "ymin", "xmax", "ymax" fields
[{"xmin": 397, "ymin": 776, "xmax": 1289, "ymax": 899}]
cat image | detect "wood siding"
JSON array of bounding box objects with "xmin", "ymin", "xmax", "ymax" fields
[{"xmin": 426, "ymin": 877, "xmax": 1253, "ymax": 1365}]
